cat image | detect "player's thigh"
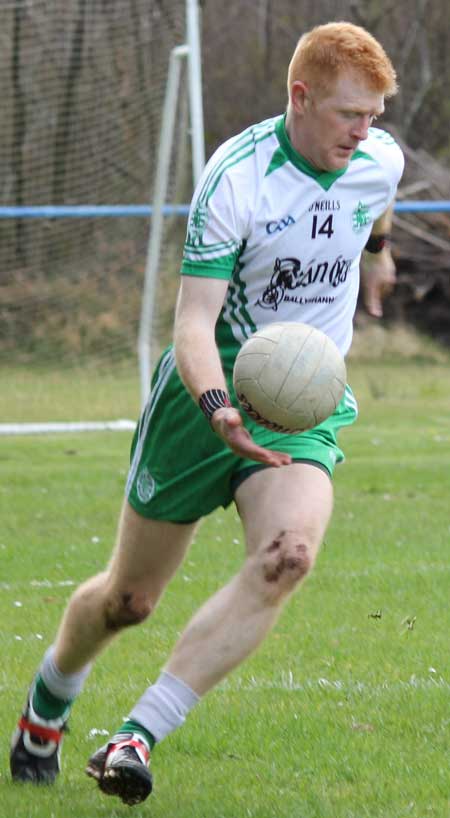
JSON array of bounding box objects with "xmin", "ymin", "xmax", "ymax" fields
[
  {"xmin": 235, "ymin": 462, "xmax": 333, "ymax": 561},
  {"xmin": 107, "ymin": 499, "xmax": 197, "ymax": 594}
]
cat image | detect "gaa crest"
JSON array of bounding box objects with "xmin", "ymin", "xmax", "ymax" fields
[
  {"xmin": 137, "ymin": 467, "xmax": 156, "ymax": 503},
  {"xmin": 187, "ymin": 202, "xmax": 208, "ymax": 247},
  {"xmin": 352, "ymin": 201, "xmax": 371, "ymax": 233}
]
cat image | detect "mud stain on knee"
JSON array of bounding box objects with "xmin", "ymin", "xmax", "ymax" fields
[
  {"xmin": 266, "ymin": 531, "xmax": 285, "ymax": 554},
  {"xmin": 104, "ymin": 592, "xmax": 148, "ymax": 631},
  {"xmin": 263, "ymin": 537, "xmax": 310, "ymax": 584}
]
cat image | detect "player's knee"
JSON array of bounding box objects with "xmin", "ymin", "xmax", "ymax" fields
[
  {"xmin": 257, "ymin": 529, "xmax": 314, "ymax": 600},
  {"xmin": 103, "ymin": 590, "xmax": 153, "ymax": 631}
]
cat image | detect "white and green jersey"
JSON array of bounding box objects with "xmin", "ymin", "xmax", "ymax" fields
[{"xmin": 181, "ymin": 115, "xmax": 404, "ymax": 370}]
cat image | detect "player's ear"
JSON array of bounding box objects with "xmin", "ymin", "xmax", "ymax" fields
[{"xmin": 290, "ymin": 81, "xmax": 309, "ymax": 115}]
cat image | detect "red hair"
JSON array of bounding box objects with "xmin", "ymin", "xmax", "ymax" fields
[{"xmin": 288, "ymin": 22, "xmax": 398, "ymax": 98}]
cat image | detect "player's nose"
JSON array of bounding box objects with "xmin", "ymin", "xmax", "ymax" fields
[{"xmin": 350, "ymin": 115, "xmax": 371, "ymax": 141}]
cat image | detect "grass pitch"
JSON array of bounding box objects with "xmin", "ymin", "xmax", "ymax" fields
[{"xmin": 0, "ymin": 353, "xmax": 449, "ymax": 817}]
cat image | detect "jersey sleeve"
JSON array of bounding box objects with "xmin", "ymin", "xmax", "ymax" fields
[{"xmin": 180, "ymin": 143, "xmax": 251, "ymax": 280}]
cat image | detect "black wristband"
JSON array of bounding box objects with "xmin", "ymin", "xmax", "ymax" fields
[
  {"xmin": 198, "ymin": 389, "xmax": 232, "ymax": 422},
  {"xmin": 364, "ymin": 233, "xmax": 391, "ymax": 254}
]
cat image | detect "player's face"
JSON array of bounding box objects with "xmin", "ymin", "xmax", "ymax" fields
[{"xmin": 290, "ymin": 70, "xmax": 385, "ymax": 172}]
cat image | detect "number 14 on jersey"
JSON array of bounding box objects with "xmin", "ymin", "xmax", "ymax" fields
[{"xmin": 311, "ymin": 214, "xmax": 334, "ymax": 239}]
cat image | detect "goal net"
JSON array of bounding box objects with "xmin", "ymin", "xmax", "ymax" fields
[{"xmin": 0, "ymin": 0, "xmax": 202, "ymax": 431}]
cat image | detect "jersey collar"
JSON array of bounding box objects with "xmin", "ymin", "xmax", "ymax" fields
[{"xmin": 274, "ymin": 115, "xmax": 350, "ymax": 191}]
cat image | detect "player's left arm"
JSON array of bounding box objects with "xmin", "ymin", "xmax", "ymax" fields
[
  {"xmin": 360, "ymin": 203, "xmax": 396, "ymax": 318},
  {"xmin": 174, "ymin": 275, "xmax": 291, "ymax": 468}
]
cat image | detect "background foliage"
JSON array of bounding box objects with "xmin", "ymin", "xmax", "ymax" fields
[
  {"xmin": 201, "ymin": 0, "xmax": 450, "ymax": 161},
  {"xmin": 0, "ymin": 0, "xmax": 448, "ymax": 367}
]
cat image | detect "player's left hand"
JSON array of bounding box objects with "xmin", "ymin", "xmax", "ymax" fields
[
  {"xmin": 361, "ymin": 249, "xmax": 396, "ymax": 318},
  {"xmin": 211, "ymin": 407, "xmax": 292, "ymax": 468}
]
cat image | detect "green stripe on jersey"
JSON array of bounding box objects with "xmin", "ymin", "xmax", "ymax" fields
[
  {"xmin": 181, "ymin": 260, "xmax": 233, "ymax": 279},
  {"xmin": 214, "ymin": 246, "xmax": 257, "ymax": 356},
  {"xmin": 265, "ymin": 145, "xmax": 289, "ymax": 176},
  {"xmin": 184, "ymin": 237, "xmax": 237, "ymax": 256},
  {"xmin": 195, "ymin": 117, "xmax": 279, "ymax": 208},
  {"xmin": 275, "ymin": 118, "xmax": 347, "ymax": 190},
  {"xmin": 181, "ymin": 246, "xmax": 241, "ymax": 279},
  {"xmin": 351, "ymin": 148, "xmax": 376, "ymax": 163},
  {"xmin": 226, "ymin": 254, "xmax": 257, "ymax": 341}
]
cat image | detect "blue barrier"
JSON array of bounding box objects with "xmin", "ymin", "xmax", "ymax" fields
[
  {"xmin": 394, "ymin": 201, "xmax": 450, "ymax": 213},
  {"xmin": 0, "ymin": 201, "xmax": 449, "ymax": 218},
  {"xmin": 0, "ymin": 204, "xmax": 190, "ymax": 218}
]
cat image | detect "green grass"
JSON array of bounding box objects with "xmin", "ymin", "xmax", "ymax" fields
[
  {"xmin": 0, "ymin": 362, "xmax": 141, "ymax": 423},
  {"xmin": 0, "ymin": 356, "xmax": 449, "ymax": 817}
]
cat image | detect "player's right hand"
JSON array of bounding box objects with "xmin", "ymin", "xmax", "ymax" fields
[
  {"xmin": 361, "ymin": 248, "xmax": 396, "ymax": 318},
  {"xmin": 211, "ymin": 407, "xmax": 292, "ymax": 468}
]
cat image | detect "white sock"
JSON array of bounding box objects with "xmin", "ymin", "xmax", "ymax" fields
[
  {"xmin": 129, "ymin": 670, "xmax": 200, "ymax": 742},
  {"xmin": 39, "ymin": 645, "xmax": 92, "ymax": 700}
]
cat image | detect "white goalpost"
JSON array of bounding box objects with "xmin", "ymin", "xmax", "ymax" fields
[
  {"xmin": 0, "ymin": 0, "xmax": 205, "ymax": 435},
  {"xmin": 138, "ymin": 0, "xmax": 205, "ymax": 407}
]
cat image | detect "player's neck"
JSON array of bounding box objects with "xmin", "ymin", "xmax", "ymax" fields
[{"xmin": 284, "ymin": 111, "xmax": 321, "ymax": 172}]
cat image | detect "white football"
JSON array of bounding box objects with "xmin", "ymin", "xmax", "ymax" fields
[{"xmin": 233, "ymin": 322, "xmax": 346, "ymax": 433}]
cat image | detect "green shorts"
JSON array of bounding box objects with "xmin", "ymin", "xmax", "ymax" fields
[{"xmin": 126, "ymin": 346, "xmax": 358, "ymax": 523}]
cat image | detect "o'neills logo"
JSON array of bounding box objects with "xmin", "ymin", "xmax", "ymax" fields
[
  {"xmin": 237, "ymin": 394, "xmax": 298, "ymax": 434},
  {"xmin": 308, "ymin": 199, "xmax": 341, "ymax": 212}
]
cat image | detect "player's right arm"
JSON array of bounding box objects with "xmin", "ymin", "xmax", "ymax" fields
[
  {"xmin": 360, "ymin": 130, "xmax": 405, "ymax": 318},
  {"xmin": 174, "ymin": 275, "xmax": 291, "ymax": 468},
  {"xmin": 361, "ymin": 204, "xmax": 396, "ymax": 318}
]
